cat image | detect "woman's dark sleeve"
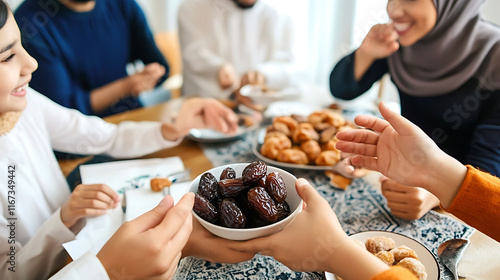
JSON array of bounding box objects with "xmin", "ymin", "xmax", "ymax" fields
[
  {"xmin": 127, "ymin": 0, "xmax": 170, "ymax": 85},
  {"xmin": 329, "ymin": 51, "xmax": 389, "ymax": 100},
  {"xmin": 466, "ymin": 89, "xmax": 500, "ymax": 176}
]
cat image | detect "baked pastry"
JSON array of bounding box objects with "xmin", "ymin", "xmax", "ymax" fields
[
  {"xmin": 321, "ymin": 138, "xmax": 339, "ymax": 151},
  {"xmin": 390, "ymin": 245, "xmax": 419, "ymax": 263},
  {"xmin": 300, "ymin": 140, "xmax": 321, "ymax": 162},
  {"xmin": 315, "ymin": 150, "xmax": 341, "ymax": 166},
  {"xmin": 320, "ymin": 126, "xmax": 338, "ymax": 143},
  {"xmin": 261, "ymin": 137, "xmax": 291, "ymax": 160},
  {"xmin": 324, "ymin": 171, "xmax": 352, "ymax": 190},
  {"xmin": 375, "ymin": 251, "xmax": 396, "ymax": 266},
  {"xmin": 365, "ymin": 236, "xmax": 396, "ymax": 254},
  {"xmin": 277, "ymin": 149, "xmax": 309, "ymax": 165},
  {"xmin": 292, "ymin": 123, "xmax": 319, "ymax": 143},
  {"xmin": 273, "ymin": 116, "xmax": 298, "ymax": 133},
  {"xmin": 264, "ymin": 131, "xmax": 291, "ymax": 148},
  {"xmin": 266, "ymin": 122, "xmax": 291, "ymax": 137},
  {"xmin": 150, "ymin": 178, "xmax": 172, "ymax": 192},
  {"xmin": 396, "ymin": 258, "xmax": 427, "ymax": 280}
]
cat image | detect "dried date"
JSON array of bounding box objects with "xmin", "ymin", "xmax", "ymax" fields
[
  {"xmin": 247, "ymin": 187, "xmax": 278, "ymax": 222},
  {"xmin": 276, "ymin": 200, "xmax": 291, "ymax": 221},
  {"xmin": 219, "ymin": 199, "xmax": 246, "ymax": 228},
  {"xmin": 242, "ymin": 161, "xmax": 267, "ymax": 184},
  {"xmin": 198, "ymin": 172, "xmax": 219, "ymax": 201},
  {"xmin": 219, "ymin": 178, "xmax": 250, "ymax": 197},
  {"xmin": 220, "ymin": 167, "xmax": 236, "ymax": 180},
  {"xmin": 193, "ymin": 194, "xmax": 218, "ymax": 223},
  {"xmin": 265, "ymin": 172, "xmax": 287, "ymax": 203}
]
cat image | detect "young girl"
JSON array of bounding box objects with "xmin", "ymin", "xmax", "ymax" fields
[
  {"xmin": 330, "ymin": 0, "xmax": 500, "ymax": 220},
  {"xmin": 0, "ymin": 2, "xmax": 242, "ymax": 278}
]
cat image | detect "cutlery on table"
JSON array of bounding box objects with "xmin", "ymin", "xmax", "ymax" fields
[
  {"xmin": 162, "ymin": 169, "xmax": 192, "ymax": 196},
  {"xmin": 438, "ymin": 238, "xmax": 470, "ymax": 280}
]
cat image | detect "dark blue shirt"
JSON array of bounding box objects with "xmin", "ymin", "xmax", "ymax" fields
[
  {"xmin": 15, "ymin": 0, "xmax": 169, "ymax": 117},
  {"xmin": 330, "ymin": 52, "xmax": 500, "ymax": 176}
]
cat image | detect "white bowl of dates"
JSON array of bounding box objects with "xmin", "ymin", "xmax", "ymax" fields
[{"xmin": 188, "ymin": 161, "xmax": 302, "ymax": 240}]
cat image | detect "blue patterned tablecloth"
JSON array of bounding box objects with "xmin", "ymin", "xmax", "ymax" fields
[{"xmin": 174, "ymin": 131, "xmax": 474, "ymax": 280}]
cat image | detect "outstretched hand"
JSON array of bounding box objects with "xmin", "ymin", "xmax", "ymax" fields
[
  {"xmin": 335, "ymin": 102, "xmax": 442, "ymax": 189},
  {"xmin": 97, "ymin": 193, "xmax": 194, "ymax": 280}
]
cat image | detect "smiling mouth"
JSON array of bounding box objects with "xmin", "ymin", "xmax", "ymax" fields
[
  {"xmin": 11, "ymin": 84, "xmax": 28, "ymax": 97},
  {"xmin": 393, "ymin": 22, "xmax": 412, "ymax": 35}
]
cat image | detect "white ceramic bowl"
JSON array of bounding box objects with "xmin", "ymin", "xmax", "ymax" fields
[{"xmin": 188, "ymin": 163, "xmax": 302, "ymax": 240}]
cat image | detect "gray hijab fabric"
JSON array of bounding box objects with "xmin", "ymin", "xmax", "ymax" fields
[{"xmin": 387, "ymin": 0, "xmax": 500, "ymax": 96}]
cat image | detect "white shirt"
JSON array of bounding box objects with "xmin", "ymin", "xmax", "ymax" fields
[
  {"xmin": 0, "ymin": 89, "xmax": 180, "ymax": 280},
  {"xmin": 179, "ymin": 0, "xmax": 297, "ymax": 99}
]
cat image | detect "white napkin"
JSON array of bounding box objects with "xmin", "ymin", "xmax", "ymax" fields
[{"xmin": 64, "ymin": 157, "xmax": 189, "ymax": 261}]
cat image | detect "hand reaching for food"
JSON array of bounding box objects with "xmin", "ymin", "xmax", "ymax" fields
[
  {"xmin": 240, "ymin": 71, "xmax": 266, "ymax": 88},
  {"xmin": 60, "ymin": 184, "xmax": 120, "ymax": 228},
  {"xmin": 218, "ymin": 63, "xmax": 237, "ymax": 90},
  {"xmin": 128, "ymin": 62, "xmax": 166, "ymax": 96}
]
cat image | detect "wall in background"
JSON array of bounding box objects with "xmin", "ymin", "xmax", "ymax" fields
[{"xmin": 482, "ymin": 0, "xmax": 500, "ymax": 25}]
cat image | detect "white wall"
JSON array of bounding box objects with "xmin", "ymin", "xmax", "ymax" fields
[{"xmin": 482, "ymin": 0, "xmax": 500, "ymax": 25}]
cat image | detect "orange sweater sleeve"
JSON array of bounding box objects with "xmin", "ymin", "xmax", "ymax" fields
[
  {"xmin": 371, "ymin": 266, "xmax": 418, "ymax": 280},
  {"xmin": 443, "ymin": 165, "xmax": 500, "ymax": 242}
]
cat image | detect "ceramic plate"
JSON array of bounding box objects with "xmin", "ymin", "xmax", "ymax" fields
[
  {"xmin": 239, "ymin": 84, "xmax": 301, "ymax": 106},
  {"xmin": 325, "ymin": 231, "xmax": 440, "ymax": 280},
  {"xmin": 186, "ymin": 118, "xmax": 260, "ymax": 143}
]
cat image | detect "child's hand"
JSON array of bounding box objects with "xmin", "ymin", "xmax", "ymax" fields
[
  {"xmin": 97, "ymin": 193, "xmax": 194, "ymax": 279},
  {"xmin": 61, "ymin": 184, "xmax": 120, "ymax": 228},
  {"xmin": 358, "ymin": 23, "xmax": 400, "ymax": 60},
  {"xmin": 173, "ymin": 98, "xmax": 239, "ymax": 136},
  {"xmin": 331, "ymin": 152, "xmax": 370, "ymax": 178},
  {"xmin": 181, "ymin": 218, "xmax": 257, "ymax": 263},
  {"xmin": 381, "ymin": 178, "xmax": 440, "ymax": 220}
]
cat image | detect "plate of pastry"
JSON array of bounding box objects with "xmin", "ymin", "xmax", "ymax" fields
[
  {"xmin": 252, "ymin": 110, "xmax": 356, "ymax": 171},
  {"xmin": 325, "ymin": 231, "xmax": 439, "ymax": 280}
]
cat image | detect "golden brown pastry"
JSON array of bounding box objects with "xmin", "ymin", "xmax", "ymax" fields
[
  {"xmin": 277, "ymin": 149, "xmax": 309, "ymax": 165},
  {"xmin": 264, "ymin": 131, "xmax": 291, "ymax": 146},
  {"xmin": 325, "ymin": 171, "xmax": 353, "ymax": 190},
  {"xmin": 321, "ymin": 138, "xmax": 339, "ymax": 151},
  {"xmin": 292, "ymin": 123, "xmax": 319, "ymax": 143},
  {"xmin": 300, "ymin": 140, "xmax": 322, "ymax": 162},
  {"xmin": 365, "ymin": 236, "xmax": 396, "ymax": 254},
  {"xmin": 315, "ymin": 150, "xmax": 341, "ymax": 166},
  {"xmin": 260, "ymin": 136, "xmax": 291, "ymax": 160},
  {"xmin": 396, "ymin": 258, "xmax": 428, "ymax": 280},
  {"xmin": 390, "ymin": 245, "xmax": 419, "ymax": 263},
  {"xmin": 375, "ymin": 251, "xmax": 396, "ymax": 266},
  {"xmin": 150, "ymin": 178, "xmax": 172, "ymax": 192},
  {"xmin": 273, "ymin": 116, "xmax": 299, "ymax": 133},
  {"xmin": 319, "ymin": 126, "xmax": 338, "ymax": 143},
  {"xmin": 266, "ymin": 122, "xmax": 291, "ymax": 137}
]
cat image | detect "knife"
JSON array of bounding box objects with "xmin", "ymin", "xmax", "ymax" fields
[{"xmin": 121, "ymin": 190, "xmax": 127, "ymax": 223}]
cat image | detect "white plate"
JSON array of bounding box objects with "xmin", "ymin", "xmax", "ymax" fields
[
  {"xmin": 187, "ymin": 119, "xmax": 260, "ymax": 143},
  {"xmin": 325, "ymin": 231, "xmax": 440, "ymax": 280},
  {"xmin": 252, "ymin": 128, "xmax": 337, "ymax": 171},
  {"xmin": 239, "ymin": 84, "xmax": 301, "ymax": 106}
]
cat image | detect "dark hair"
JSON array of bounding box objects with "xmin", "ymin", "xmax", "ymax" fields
[{"xmin": 0, "ymin": 0, "xmax": 8, "ymax": 30}]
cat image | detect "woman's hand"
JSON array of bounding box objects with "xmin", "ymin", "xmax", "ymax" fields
[
  {"xmin": 97, "ymin": 193, "xmax": 194, "ymax": 280},
  {"xmin": 358, "ymin": 23, "xmax": 400, "ymax": 60},
  {"xmin": 354, "ymin": 23, "xmax": 399, "ymax": 80},
  {"xmin": 181, "ymin": 218, "xmax": 257, "ymax": 263},
  {"xmin": 61, "ymin": 184, "xmax": 120, "ymax": 228}
]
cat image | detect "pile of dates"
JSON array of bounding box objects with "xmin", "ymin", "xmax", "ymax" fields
[{"xmin": 193, "ymin": 161, "xmax": 291, "ymax": 228}]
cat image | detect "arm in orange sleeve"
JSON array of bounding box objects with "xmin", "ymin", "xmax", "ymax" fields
[
  {"xmin": 443, "ymin": 165, "xmax": 500, "ymax": 242},
  {"xmin": 371, "ymin": 266, "xmax": 418, "ymax": 280}
]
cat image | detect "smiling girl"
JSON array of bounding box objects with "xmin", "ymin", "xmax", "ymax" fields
[
  {"xmin": 0, "ymin": 1, "xmax": 241, "ymax": 278},
  {"xmin": 329, "ymin": 0, "xmax": 500, "ymax": 220}
]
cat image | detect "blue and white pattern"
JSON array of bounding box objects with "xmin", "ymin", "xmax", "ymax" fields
[{"xmin": 175, "ymin": 133, "xmax": 474, "ymax": 280}]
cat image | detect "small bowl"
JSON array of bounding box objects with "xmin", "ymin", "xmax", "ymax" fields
[{"xmin": 188, "ymin": 163, "xmax": 302, "ymax": 240}]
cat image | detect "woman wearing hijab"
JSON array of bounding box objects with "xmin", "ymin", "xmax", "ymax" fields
[{"xmin": 329, "ymin": 0, "xmax": 500, "ymax": 220}]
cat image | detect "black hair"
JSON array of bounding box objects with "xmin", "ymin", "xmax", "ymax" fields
[{"xmin": 0, "ymin": 0, "xmax": 8, "ymax": 30}]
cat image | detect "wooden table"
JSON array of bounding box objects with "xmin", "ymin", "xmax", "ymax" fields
[{"xmin": 57, "ymin": 101, "xmax": 213, "ymax": 179}]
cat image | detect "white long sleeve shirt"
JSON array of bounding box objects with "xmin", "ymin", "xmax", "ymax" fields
[
  {"xmin": 0, "ymin": 89, "xmax": 180, "ymax": 280},
  {"xmin": 179, "ymin": 0, "xmax": 297, "ymax": 99}
]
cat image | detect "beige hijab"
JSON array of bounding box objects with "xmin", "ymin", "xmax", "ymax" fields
[{"xmin": 387, "ymin": 0, "xmax": 500, "ymax": 96}]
